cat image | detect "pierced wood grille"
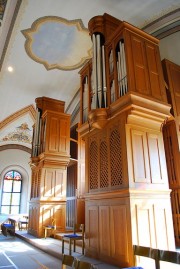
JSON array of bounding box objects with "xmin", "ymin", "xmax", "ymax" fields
[
  {"xmin": 89, "ymin": 141, "xmax": 98, "ymax": 190},
  {"xmin": 100, "ymin": 141, "xmax": 109, "ymax": 188},
  {"xmin": 31, "ymin": 169, "xmax": 41, "ymax": 199},
  {"xmin": 171, "ymin": 189, "xmax": 180, "ymax": 246},
  {"xmin": 110, "ymin": 129, "xmax": 123, "ymax": 186},
  {"xmin": 89, "ymin": 126, "xmax": 123, "ymax": 192}
]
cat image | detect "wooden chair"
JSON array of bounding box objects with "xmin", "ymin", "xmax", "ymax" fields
[
  {"xmin": 1, "ymin": 218, "xmax": 16, "ymax": 237},
  {"xmin": 134, "ymin": 245, "xmax": 159, "ymax": 269},
  {"xmin": 43, "ymin": 218, "xmax": 56, "ymax": 239},
  {"xmin": 62, "ymin": 224, "xmax": 85, "ymax": 255},
  {"xmin": 18, "ymin": 216, "xmax": 29, "ymax": 230},
  {"xmin": 159, "ymin": 249, "xmax": 180, "ymax": 265},
  {"xmin": 75, "ymin": 260, "xmax": 92, "ymax": 269},
  {"xmin": 61, "ymin": 254, "xmax": 75, "ymax": 268},
  {"xmin": 133, "ymin": 245, "xmax": 180, "ymax": 269}
]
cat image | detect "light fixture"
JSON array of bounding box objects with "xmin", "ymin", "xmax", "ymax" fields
[{"xmin": 7, "ymin": 66, "xmax": 14, "ymax": 72}]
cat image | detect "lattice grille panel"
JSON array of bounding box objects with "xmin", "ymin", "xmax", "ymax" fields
[
  {"xmin": 100, "ymin": 141, "xmax": 109, "ymax": 188},
  {"xmin": 89, "ymin": 141, "xmax": 98, "ymax": 189},
  {"xmin": 110, "ymin": 129, "xmax": 123, "ymax": 186}
]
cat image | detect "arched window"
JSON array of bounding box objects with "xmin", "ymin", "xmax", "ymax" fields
[{"xmin": 1, "ymin": 170, "xmax": 22, "ymax": 214}]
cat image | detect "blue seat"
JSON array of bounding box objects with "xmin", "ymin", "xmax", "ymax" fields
[
  {"xmin": 62, "ymin": 224, "xmax": 85, "ymax": 255},
  {"xmin": 1, "ymin": 219, "xmax": 16, "ymax": 237},
  {"xmin": 122, "ymin": 267, "xmax": 144, "ymax": 269}
]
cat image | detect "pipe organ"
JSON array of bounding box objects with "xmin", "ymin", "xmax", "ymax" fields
[
  {"xmin": 78, "ymin": 13, "xmax": 176, "ymax": 268},
  {"xmin": 29, "ymin": 97, "xmax": 70, "ymax": 237}
]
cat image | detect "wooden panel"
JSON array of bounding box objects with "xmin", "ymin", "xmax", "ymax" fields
[
  {"xmin": 131, "ymin": 36, "xmax": 150, "ymax": 95},
  {"xmin": 54, "ymin": 206, "xmax": 65, "ymax": 231},
  {"xmin": 147, "ymin": 133, "xmax": 168, "ymax": 183},
  {"xmin": 154, "ymin": 207, "xmax": 168, "ymax": 249},
  {"xmin": 146, "ymin": 44, "xmax": 162, "ymax": 100},
  {"xmin": 76, "ymin": 199, "xmax": 85, "ymax": 225},
  {"xmin": 43, "ymin": 169, "xmax": 54, "ymax": 197},
  {"xmin": 162, "ymin": 59, "xmax": 180, "ymax": 116},
  {"xmin": 99, "ymin": 206, "xmax": 111, "ymax": 256},
  {"xmin": 170, "ymin": 65, "xmax": 180, "ymax": 115},
  {"xmin": 131, "ymin": 129, "xmax": 150, "ymax": 182},
  {"xmin": 136, "ymin": 204, "xmax": 154, "ymax": 247},
  {"xmin": 59, "ymin": 118, "xmax": 69, "ymax": 153},
  {"xmin": 110, "ymin": 205, "xmax": 129, "ymax": 261},
  {"xmin": 54, "ymin": 170, "xmax": 65, "ymax": 198},
  {"xmin": 86, "ymin": 205, "xmax": 99, "ymax": 252},
  {"xmin": 49, "ymin": 117, "xmax": 59, "ymax": 152},
  {"xmin": 147, "ymin": 133, "xmax": 163, "ymax": 183}
]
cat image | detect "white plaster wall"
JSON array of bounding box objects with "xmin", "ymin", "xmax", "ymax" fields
[
  {"xmin": 159, "ymin": 31, "xmax": 180, "ymax": 65},
  {"xmin": 0, "ymin": 149, "xmax": 31, "ymax": 214}
]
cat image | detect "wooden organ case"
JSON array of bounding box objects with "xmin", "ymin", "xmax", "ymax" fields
[
  {"xmin": 78, "ymin": 13, "xmax": 176, "ymax": 268},
  {"xmin": 29, "ymin": 97, "xmax": 70, "ymax": 237},
  {"xmin": 162, "ymin": 59, "xmax": 180, "ymax": 247}
]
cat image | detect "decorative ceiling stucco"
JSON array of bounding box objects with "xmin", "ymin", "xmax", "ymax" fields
[
  {"xmin": 0, "ymin": 105, "xmax": 35, "ymax": 148},
  {"xmin": 22, "ymin": 16, "xmax": 92, "ymax": 71},
  {"xmin": 0, "ymin": 122, "xmax": 32, "ymax": 145}
]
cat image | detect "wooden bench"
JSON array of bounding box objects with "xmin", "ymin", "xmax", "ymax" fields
[
  {"xmin": 133, "ymin": 245, "xmax": 180, "ymax": 269},
  {"xmin": 1, "ymin": 218, "xmax": 16, "ymax": 237}
]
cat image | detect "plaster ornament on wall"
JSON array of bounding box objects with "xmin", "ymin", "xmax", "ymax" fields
[
  {"xmin": 1, "ymin": 122, "xmax": 32, "ymax": 144},
  {"xmin": 22, "ymin": 16, "xmax": 92, "ymax": 70}
]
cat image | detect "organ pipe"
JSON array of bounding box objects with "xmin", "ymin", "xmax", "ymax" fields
[
  {"xmin": 32, "ymin": 109, "xmax": 41, "ymax": 157},
  {"xmin": 111, "ymin": 80, "xmax": 115, "ymax": 103},
  {"xmin": 102, "ymin": 45, "xmax": 107, "ymax": 107},
  {"xmin": 83, "ymin": 76, "xmax": 88, "ymax": 123},
  {"xmin": 117, "ymin": 40, "xmax": 127, "ymax": 97},
  {"xmin": 92, "ymin": 34, "xmax": 97, "ymax": 109},
  {"xmin": 96, "ymin": 34, "xmax": 102, "ymax": 108},
  {"xmin": 91, "ymin": 33, "xmax": 107, "ymax": 110}
]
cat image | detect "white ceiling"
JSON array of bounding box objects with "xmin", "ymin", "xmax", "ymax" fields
[{"xmin": 0, "ymin": 0, "xmax": 180, "ymax": 133}]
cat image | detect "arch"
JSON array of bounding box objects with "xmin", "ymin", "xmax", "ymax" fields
[{"xmin": 0, "ymin": 144, "xmax": 31, "ymax": 154}]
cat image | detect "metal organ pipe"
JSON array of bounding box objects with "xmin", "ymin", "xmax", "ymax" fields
[
  {"xmin": 96, "ymin": 34, "xmax": 102, "ymax": 108},
  {"xmin": 117, "ymin": 40, "xmax": 127, "ymax": 97},
  {"xmin": 92, "ymin": 34, "xmax": 97, "ymax": 109},
  {"xmin": 91, "ymin": 33, "xmax": 107, "ymax": 110},
  {"xmin": 111, "ymin": 80, "xmax": 115, "ymax": 103},
  {"xmin": 33, "ymin": 109, "xmax": 40, "ymax": 157},
  {"xmin": 102, "ymin": 45, "xmax": 107, "ymax": 107},
  {"xmin": 83, "ymin": 76, "xmax": 88, "ymax": 123},
  {"xmin": 37, "ymin": 118, "xmax": 42, "ymax": 155}
]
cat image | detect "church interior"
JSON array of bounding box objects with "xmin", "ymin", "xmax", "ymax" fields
[{"xmin": 0, "ymin": 1, "xmax": 180, "ymax": 268}]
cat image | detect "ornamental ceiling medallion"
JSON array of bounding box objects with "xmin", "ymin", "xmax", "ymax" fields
[{"xmin": 22, "ymin": 16, "xmax": 92, "ymax": 71}]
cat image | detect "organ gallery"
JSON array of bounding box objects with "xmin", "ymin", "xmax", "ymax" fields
[{"xmin": 29, "ymin": 13, "xmax": 180, "ymax": 268}]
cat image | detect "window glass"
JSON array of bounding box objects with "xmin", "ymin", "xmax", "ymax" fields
[
  {"xmin": 1, "ymin": 206, "xmax": 10, "ymax": 214},
  {"xmin": 1, "ymin": 170, "xmax": 22, "ymax": 214},
  {"xmin": 11, "ymin": 206, "xmax": 20, "ymax": 214},
  {"xmin": 11, "ymin": 193, "xmax": 21, "ymax": 205},
  {"xmin": 3, "ymin": 180, "xmax": 13, "ymax": 192},
  {"xmin": 2, "ymin": 193, "xmax": 11, "ymax": 205},
  {"xmin": 13, "ymin": 180, "xmax": 21, "ymax": 192}
]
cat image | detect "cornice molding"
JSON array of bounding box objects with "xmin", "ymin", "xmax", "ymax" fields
[
  {"xmin": 0, "ymin": 104, "xmax": 36, "ymax": 130},
  {"xmin": 0, "ymin": 0, "xmax": 22, "ymax": 71},
  {"xmin": 141, "ymin": 7, "xmax": 180, "ymax": 39}
]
